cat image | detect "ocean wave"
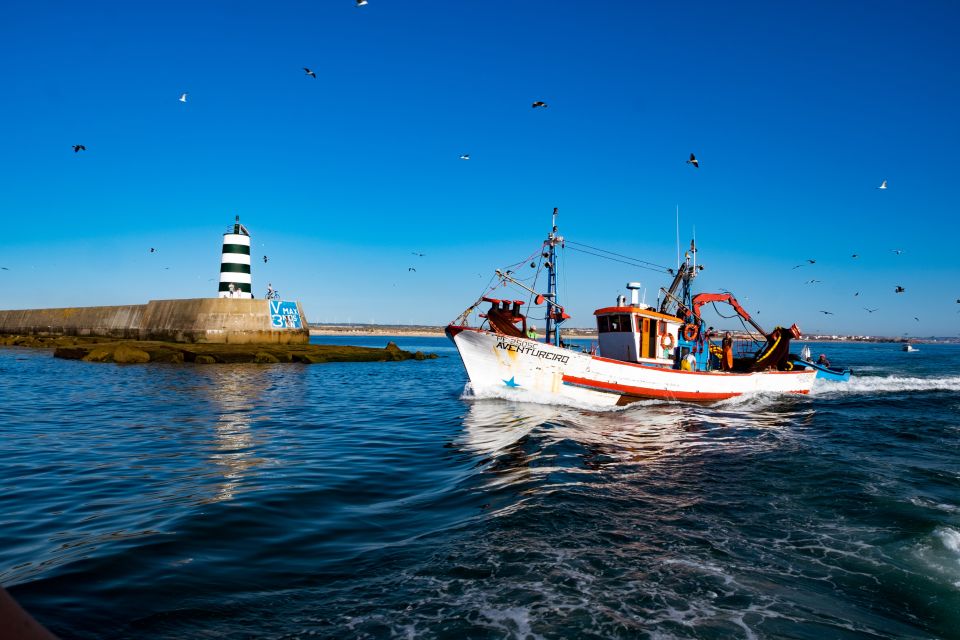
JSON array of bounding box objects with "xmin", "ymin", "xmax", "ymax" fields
[
  {"xmin": 810, "ymin": 375, "xmax": 960, "ymax": 397},
  {"xmin": 911, "ymin": 526, "xmax": 960, "ymax": 590}
]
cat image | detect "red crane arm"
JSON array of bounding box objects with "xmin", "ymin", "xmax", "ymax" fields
[{"xmin": 691, "ymin": 292, "xmax": 766, "ymax": 335}]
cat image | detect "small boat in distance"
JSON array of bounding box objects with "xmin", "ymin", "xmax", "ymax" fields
[
  {"xmin": 903, "ymin": 343, "xmax": 918, "ymax": 352},
  {"xmin": 446, "ymin": 209, "xmax": 819, "ymax": 406}
]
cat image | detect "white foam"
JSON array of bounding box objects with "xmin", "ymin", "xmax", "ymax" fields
[
  {"xmin": 935, "ymin": 527, "xmax": 960, "ymax": 555},
  {"xmin": 810, "ymin": 375, "xmax": 960, "ymax": 397},
  {"xmin": 911, "ymin": 526, "xmax": 960, "ymax": 590},
  {"xmin": 908, "ymin": 497, "xmax": 958, "ymax": 513}
]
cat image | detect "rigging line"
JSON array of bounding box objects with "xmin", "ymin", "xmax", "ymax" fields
[
  {"xmin": 503, "ymin": 243, "xmax": 547, "ymax": 272},
  {"xmin": 525, "ymin": 254, "xmax": 544, "ymax": 315},
  {"xmin": 565, "ymin": 240, "xmax": 670, "ymax": 270},
  {"xmin": 565, "ymin": 246, "xmax": 670, "ymax": 274},
  {"xmin": 710, "ymin": 302, "xmax": 740, "ymax": 319}
]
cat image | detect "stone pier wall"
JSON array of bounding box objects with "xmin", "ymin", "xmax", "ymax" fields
[{"xmin": 0, "ymin": 298, "xmax": 309, "ymax": 344}]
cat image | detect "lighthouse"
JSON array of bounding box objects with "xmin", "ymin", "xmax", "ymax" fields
[{"xmin": 218, "ymin": 216, "xmax": 253, "ymax": 298}]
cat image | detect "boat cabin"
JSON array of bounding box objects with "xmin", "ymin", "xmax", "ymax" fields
[{"xmin": 594, "ymin": 284, "xmax": 682, "ymax": 366}]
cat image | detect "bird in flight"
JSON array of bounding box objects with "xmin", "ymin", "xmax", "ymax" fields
[
  {"xmin": 408, "ymin": 267, "xmax": 416, "ymax": 272},
  {"xmin": 411, "ymin": 252, "xmax": 425, "ymax": 257},
  {"xmin": 303, "ymin": 67, "xmax": 317, "ymax": 78},
  {"xmin": 686, "ymin": 153, "xmax": 699, "ymax": 168},
  {"xmin": 914, "ymin": 317, "xmax": 920, "ymax": 322},
  {"xmin": 459, "ymin": 154, "xmax": 470, "ymax": 160},
  {"xmin": 895, "ymin": 286, "xmax": 905, "ymax": 293},
  {"xmin": 179, "ymin": 92, "xmax": 188, "ymax": 103},
  {"xmin": 356, "ymin": 0, "xmax": 368, "ymax": 5},
  {"xmin": 263, "ymin": 255, "xmax": 269, "ymax": 263},
  {"xmin": 805, "ymin": 279, "xmax": 822, "ymax": 284},
  {"xmin": 864, "ymin": 307, "xmax": 878, "ymax": 313},
  {"xmin": 854, "ymin": 292, "xmax": 860, "ymax": 296},
  {"xmin": 819, "ymin": 310, "xmax": 834, "ymax": 315},
  {"xmin": 0, "ymin": 267, "xmax": 9, "ymax": 271},
  {"xmin": 851, "ymin": 254, "xmax": 859, "ymax": 258},
  {"xmin": 793, "ymin": 259, "xmax": 816, "ymax": 269},
  {"xmin": 892, "ymin": 249, "xmax": 904, "ymax": 255},
  {"xmin": 72, "ymin": 144, "xmax": 86, "ymax": 153},
  {"xmin": 149, "ymin": 247, "xmax": 156, "ymax": 253},
  {"xmin": 878, "ymin": 179, "xmax": 888, "ymax": 190},
  {"xmin": 531, "ymin": 101, "xmax": 548, "ymax": 108}
]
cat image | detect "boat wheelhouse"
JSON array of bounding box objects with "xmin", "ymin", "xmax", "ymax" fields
[{"xmin": 593, "ymin": 285, "xmax": 682, "ymax": 365}]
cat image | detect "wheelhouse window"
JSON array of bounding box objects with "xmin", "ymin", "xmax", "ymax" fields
[
  {"xmin": 597, "ymin": 315, "xmax": 610, "ymax": 333},
  {"xmin": 599, "ymin": 314, "xmax": 633, "ymax": 333}
]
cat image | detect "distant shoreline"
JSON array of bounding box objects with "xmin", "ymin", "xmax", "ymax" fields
[{"xmin": 308, "ymin": 325, "xmax": 957, "ymax": 343}]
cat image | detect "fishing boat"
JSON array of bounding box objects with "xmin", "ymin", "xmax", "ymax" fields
[
  {"xmin": 903, "ymin": 343, "xmax": 918, "ymax": 352},
  {"xmin": 446, "ymin": 209, "xmax": 818, "ymax": 406}
]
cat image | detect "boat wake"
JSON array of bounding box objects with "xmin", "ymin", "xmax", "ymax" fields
[{"xmin": 810, "ymin": 375, "xmax": 960, "ymax": 397}]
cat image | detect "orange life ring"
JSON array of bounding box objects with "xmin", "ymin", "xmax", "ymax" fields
[
  {"xmin": 660, "ymin": 332, "xmax": 675, "ymax": 350},
  {"xmin": 682, "ymin": 324, "xmax": 699, "ymax": 342}
]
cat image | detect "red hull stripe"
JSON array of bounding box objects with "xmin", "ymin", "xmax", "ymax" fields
[
  {"xmin": 589, "ymin": 354, "xmax": 811, "ymax": 376},
  {"xmin": 562, "ymin": 375, "xmax": 809, "ymax": 401}
]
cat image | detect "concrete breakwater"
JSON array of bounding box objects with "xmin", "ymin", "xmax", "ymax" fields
[
  {"xmin": 0, "ymin": 298, "xmax": 308, "ymax": 344},
  {"xmin": 0, "ymin": 335, "xmax": 435, "ymax": 364}
]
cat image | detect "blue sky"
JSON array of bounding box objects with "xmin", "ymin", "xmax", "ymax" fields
[{"xmin": 1, "ymin": 1, "xmax": 958, "ymax": 336}]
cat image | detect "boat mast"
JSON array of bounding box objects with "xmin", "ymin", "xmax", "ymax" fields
[{"xmin": 544, "ymin": 208, "xmax": 563, "ymax": 346}]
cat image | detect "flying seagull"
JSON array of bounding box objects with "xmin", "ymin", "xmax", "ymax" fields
[
  {"xmin": 1, "ymin": 267, "xmax": 8, "ymax": 270},
  {"xmin": 263, "ymin": 255, "xmax": 269, "ymax": 263},
  {"xmin": 892, "ymin": 249, "xmax": 904, "ymax": 255},
  {"xmin": 851, "ymin": 254, "xmax": 859, "ymax": 258},
  {"xmin": 805, "ymin": 279, "xmax": 822, "ymax": 284},
  {"xmin": 531, "ymin": 101, "xmax": 548, "ymax": 108},
  {"xmin": 72, "ymin": 144, "xmax": 86, "ymax": 153},
  {"xmin": 914, "ymin": 317, "xmax": 920, "ymax": 322},
  {"xmin": 459, "ymin": 154, "xmax": 470, "ymax": 160},
  {"xmin": 793, "ymin": 259, "xmax": 816, "ymax": 269},
  {"xmin": 356, "ymin": 0, "xmax": 368, "ymax": 5},
  {"xmin": 686, "ymin": 153, "xmax": 699, "ymax": 168},
  {"xmin": 303, "ymin": 67, "xmax": 317, "ymax": 78},
  {"xmin": 819, "ymin": 310, "xmax": 834, "ymax": 315},
  {"xmin": 412, "ymin": 252, "xmax": 425, "ymax": 257},
  {"xmin": 864, "ymin": 308, "xmax": 878, "ymax": 313},
  {"xmin": 878, "ymin": 179, "xmax": 888, "ymax": 190},
  {"xmin": 895, "ymin": 286, "xmax": 905, "ymax": 293},
  {"xmin": 408, "ymin": 267, "xmax": 416, "ymax": 272},
  {"xmin": 854, "ymin": 292, "xmax": 860, "ymax": 296},
  {"xmin": 179, "ymin": 92, "xmax": 187, "ymax": 103},
  {"xmin": 150, "ymin": 247, "xmax": 156, "ymax": 253}
]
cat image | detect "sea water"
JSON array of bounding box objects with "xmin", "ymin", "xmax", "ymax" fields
[{"xmin": 1, "ymin": 338, "xmax": 958, "ymax": 638}]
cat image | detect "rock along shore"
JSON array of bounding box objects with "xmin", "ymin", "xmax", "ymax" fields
[{"xmin": 0, "ymin": 335, "xmax": 437, "ymax": 365}]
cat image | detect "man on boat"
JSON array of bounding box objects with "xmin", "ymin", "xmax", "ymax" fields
[
  {"xmin": 526, "ymin": 324, "xmax": 537, "ymax": 340},
  {"xmin": 721, "ymin": 332, "xmax": 734, "ymax": 371},
  {"xmin": 817, "ymin": 353, "xmax": 831, "ymax": 367}
]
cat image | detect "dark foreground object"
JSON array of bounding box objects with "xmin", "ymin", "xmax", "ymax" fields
[{"xmin": 0, "ymin": 335, "xmax": 436, "ymax": 364}]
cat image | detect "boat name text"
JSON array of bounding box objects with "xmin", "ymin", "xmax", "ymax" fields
[{"xmin": 495, "ymin": 338, "xmax": 570, "ymax": 363}]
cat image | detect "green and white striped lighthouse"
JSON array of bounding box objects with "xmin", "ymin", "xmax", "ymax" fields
[{"xmin": 218, "ymin": 216, "xmax": 253, "ymax": 298}]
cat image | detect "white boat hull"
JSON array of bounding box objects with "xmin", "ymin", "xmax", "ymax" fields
[{"xmin": 449, "ymin": 327, "xmax": 816, "ymax": 406}]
